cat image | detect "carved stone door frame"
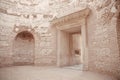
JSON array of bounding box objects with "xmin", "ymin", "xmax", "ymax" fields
[{"xmin": 51, "ymin": 8, "xmax": 90, "ymax": 70}]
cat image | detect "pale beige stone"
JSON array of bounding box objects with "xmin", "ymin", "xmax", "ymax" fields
[{"xmin": 0, "ymin": 0, "xmax": 120, "ymax": 80}]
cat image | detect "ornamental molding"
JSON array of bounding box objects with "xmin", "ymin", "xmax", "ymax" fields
[{"xmin": 51, "ymin": 8, "xmax": 90, "ymax": 28}]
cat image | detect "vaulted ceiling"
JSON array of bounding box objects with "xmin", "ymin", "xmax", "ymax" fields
[
  {"xmin": 0, "ymin": 0, "xmax": 118, "ymax": 28},
  {"xmin": 0, "ymin": 0, "xmax": 88, "ymax": 19}
]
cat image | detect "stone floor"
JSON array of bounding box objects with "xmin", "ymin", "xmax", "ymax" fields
[
  {"xmin": 64, "ymin": 64, "xmax": 83, "ymax": 70},
  {"xmin": 0, "ymin": 66, "xmax": 117, "ymax": 80}
]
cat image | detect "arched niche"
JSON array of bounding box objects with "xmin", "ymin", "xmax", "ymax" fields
[{"xmin": 13, "ymin": 31, "xmax": 35, "ymax": 65}]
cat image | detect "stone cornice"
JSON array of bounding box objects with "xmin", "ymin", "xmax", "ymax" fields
[{"xmin": 51, "ymin": 8, "xmax": 91, "ymax": 27}]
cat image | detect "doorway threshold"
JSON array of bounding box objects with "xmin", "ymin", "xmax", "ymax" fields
[{"xmin": 63, "ymin": 64, "xmax": 83, "ymax": 70}]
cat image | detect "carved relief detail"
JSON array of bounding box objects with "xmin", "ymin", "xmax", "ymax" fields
[{"xmin": 51, "ymin": 8, "xmax": 90, "ymax": 27}]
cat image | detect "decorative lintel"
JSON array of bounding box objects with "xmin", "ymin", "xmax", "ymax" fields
[{"xmin": 51, "ymin": 8, "xmax": 91, "ymax": 27}]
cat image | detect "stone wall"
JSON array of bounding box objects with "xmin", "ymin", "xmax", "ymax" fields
[
  {"xmin": 116, "ymin": 12, "xmax": 120, "ymax": 80},
  {"xmin": 0, "ymin": 13, "xmax": 14, "ymax": 67},
  {"xmin": 116, "ymin": 1, "xmax": 120, "ymax": 79},
  {"xmin": 87, "ymin": 0, "xmax": 120, "ymax": 79},
  {"xmin": 34, "ymin": 26, "xmax": 57, "ymax": 66},
  {"xmin": 0, "ymin": 12, "xmax": 57, "ymax": 67},
  {"xmin": 0, "ymin": 0, "xmax": 120, "ymax": 79}
]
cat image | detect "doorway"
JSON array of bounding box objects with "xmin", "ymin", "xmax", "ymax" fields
[
  {"xmin": 52, "ymin": 8, "xmax": 90, "ymax": 70},
  {"xmin": 70, "ymin": 33, "xmax": 82, "ymax": 65},
  {"xmin": 57, "ymin": 26, "xmax": 85, "ymax": 68},
  {"xmin": 13, "ymin": 31, "xmax": 35, "ymax": 65}
]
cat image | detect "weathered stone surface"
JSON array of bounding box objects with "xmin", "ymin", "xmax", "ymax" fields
[{"xmin": 0, "ymin": 0, "xmax": 119, "ymax": 79}]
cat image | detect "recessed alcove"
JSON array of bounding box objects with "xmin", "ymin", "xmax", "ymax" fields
[{"xmin": 13, "ymin": 31, "xmax": 35, "ymax": 65}]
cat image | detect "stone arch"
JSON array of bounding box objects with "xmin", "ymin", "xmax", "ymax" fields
[{"xmin": 13, "ymin": 31, "xmax": 35, "ymax": 65}]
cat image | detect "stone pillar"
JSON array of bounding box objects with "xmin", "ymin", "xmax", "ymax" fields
[
  {"xmin": 81, "ymin": 19, "xmax": 88, "ymax": 71},
  {"xmin": 57, "ymin": 30, "xmax": 70, "ymax": 67}
]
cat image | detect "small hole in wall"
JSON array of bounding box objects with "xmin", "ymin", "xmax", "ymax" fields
[{"xmin": 74, "ymin": 49, "xmax": 80, "ymax": 55}]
